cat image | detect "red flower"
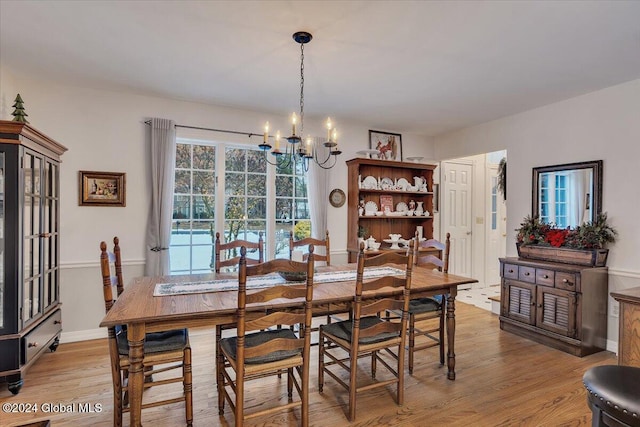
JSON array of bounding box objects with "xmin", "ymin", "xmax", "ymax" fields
[{"xmin": 545, "ymin": 229, "xmax": 568, "ymax": 247}]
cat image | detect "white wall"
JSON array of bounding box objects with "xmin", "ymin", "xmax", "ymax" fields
[
  {"xmin": 0, "ymin": 66, "xmax": 436, "ymax": 338},
  {"xmin": 434, "ymin": 78, "xmax": 640, "ymax": 351}
]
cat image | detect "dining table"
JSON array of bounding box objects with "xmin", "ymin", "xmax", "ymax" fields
[{"xmin": 100, "ymin": 263, "xmax": 477, "ymax": 427}]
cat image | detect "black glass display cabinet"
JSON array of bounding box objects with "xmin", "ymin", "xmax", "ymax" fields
[{"xmin": 0, "ymin": 121, "xmax": 67, "ymax": 394}]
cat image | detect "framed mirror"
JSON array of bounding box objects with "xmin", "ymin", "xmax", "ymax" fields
[{"xmin": 532, "ymin": 160, "xmax": 602, "ymax": 228}]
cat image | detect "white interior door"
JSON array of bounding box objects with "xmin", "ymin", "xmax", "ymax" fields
[
  {"xmin": 486, "ymin": 165, "xmax": 507, "ymax": 286},
  {"xmin": 442, "ymin": 161, "xmax": 473, "ymax": 278}
]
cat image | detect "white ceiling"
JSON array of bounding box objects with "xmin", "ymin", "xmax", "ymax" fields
[{"xmin": 1, "ymin": 0, "xmax": 639, "ymax": 137}]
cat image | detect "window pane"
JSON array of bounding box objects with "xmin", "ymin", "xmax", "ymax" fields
[
  {"xmin": 194, "ymin": 196, "xmax": 215, "ymax": 219},
  {"xmin": 225, "ymin": 149, "xmax": 245, "ymax": 171},
  {"xmin": 193, "ymin": 171, "xmax": 214, "ymax": 194},
  {"xmin": 276, "ymin": 199, "xmax": 292, "ymax": 221},
  {"xmin": 226, "ymin": 172, "xmax": 245, "ymax": 195},
  {"xmin": 246, "ymin": 150, "xmax": 267, "ymax": 174},
  {"xmin": 176, "ymin": 144, "xmax": 191, "ymax": 168},
  {"xmin": 174, "ymin": 170, "xmax": 191, "ymax": 193},
  {"xmin": 247, "ymin": 174, "xmax": 266, "ymax": 196},
  {"xmin": 173, "ymin": 195, "xmax": 191, "ymax": 219},
  {"xmin": 276, "ymin": 175, "xmax": 293, "ymax": 197},
  {"xmin": 193, "ymin": 145, "xmax": 215, "ymax": 170},
  {"xmin": 225, "ymin": 196, "xmax": 244, "ymax": 219},
  {"xmin": 247, "ymin": 197, "xmax": 266, "ymax": 219}
]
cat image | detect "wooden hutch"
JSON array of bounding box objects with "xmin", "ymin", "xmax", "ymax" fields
[
  {"xmin": 346, "ymin": 158, "xmax": 436, "ymax": 262},
  {"xmin": 0, "ymin": 121, "xmax": 67, "ymax": 394}
]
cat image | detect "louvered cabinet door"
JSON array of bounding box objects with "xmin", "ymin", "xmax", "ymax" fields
[
  {"xmin": 536, "ymin": 286, "xmax": 577, "ymax": 337},
  {"xmin": 503, "ymin": 280, "xmax": 536, "ymax": 326}
]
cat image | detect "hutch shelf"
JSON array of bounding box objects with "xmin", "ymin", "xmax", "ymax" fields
[
  {"xmin": 346, "ymin": 158, "xmax": 436, "ymax": 263},
  {"xmin": 0, "ymin": 121, "xmax": 67, "ymax": 394}
]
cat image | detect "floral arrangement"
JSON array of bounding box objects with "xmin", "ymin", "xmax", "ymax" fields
[{"xmin": 516, "ymin": 213, "xmax": 617, "ymax": 250}]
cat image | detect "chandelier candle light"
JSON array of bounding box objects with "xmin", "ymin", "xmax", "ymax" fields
[{"xmin": 258, "ymin": 31, "xmax": 341, "ymax": 171}]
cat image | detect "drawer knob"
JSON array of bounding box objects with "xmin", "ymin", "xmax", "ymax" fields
[
  {"xmin": 562, "ymin": 279, "xmax": 573, "ymax": 285},
  {"xmin": 54, "ymin": 320, "xmax": 61, "ymax": 325},
  {"xmin": 28, "ymin": 342, "xmax": 39, "ymax": 348},
  {"xmin": 543, "ymin": 274, "xmax": 549, "ymax": 279},
  {"xmin": 524, "ymin": 272, "xmax": 530, "ymax": 276},
  {"xmin": 508, "ymin": 269, "xmax": 514, "ymax": 273}
]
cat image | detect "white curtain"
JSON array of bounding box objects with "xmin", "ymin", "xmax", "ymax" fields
[
  {"xmin": 568, "ymin": 170, "xmax": 588, "ymax": 227},
  {"xmin": 145, "ymin": 118, "xmax": 176, "ymax": 276},
  {"xmin": 307, "ymin": 137, "xmax": 330, "ymax": 252}
]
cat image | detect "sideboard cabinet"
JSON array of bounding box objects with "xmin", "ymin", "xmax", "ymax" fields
[
  {"xmin": 0, "ymin": 121, "xmax": 67, "ymax": 394},
  {"xmin": 610, "ymin": 287, "xmax": 640, "ymax": 367},
  {"xmin": 346, "ymin": 158, "xmax": 437, "ymax": 263},
  {"xmin": 499, "ymin": 257, "xmax": 608, "ymax": 357}
]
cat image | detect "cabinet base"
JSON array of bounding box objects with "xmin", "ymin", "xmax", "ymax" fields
[{"xmin": 500, "ymin": 317, "xmax": 605, "ymax": 357}]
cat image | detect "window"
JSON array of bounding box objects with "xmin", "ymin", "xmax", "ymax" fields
[
  {"xmin": 169, "ymin": 139, "xmax": 309, "ymax": 274},
  {"xmin": 539, "ymin": 172, "xmax": 568, "ymax": 228},
  {"xmin": 171, "ymin": 143, "xmax": 216, "ymax": 274},
  {"xmin": 275, "ymin": 160, "xmax": 309, "ymax": 258}
]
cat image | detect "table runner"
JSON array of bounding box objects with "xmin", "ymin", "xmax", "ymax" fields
[{"xmin": 153, "ymin": 267, "xmax": 404, "ymax": 297}]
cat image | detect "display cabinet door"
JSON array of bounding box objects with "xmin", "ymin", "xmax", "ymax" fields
[
  {"xmin": 536, "ymin": 286, "xmax": 577, "ymax": 337},
  {"xmin": 0, "ymin": 151, "xmax": 4, "ymax": 331},
  {"xmin": 503, "ymin": 279, "xmax": 536, "ymax": 325},
  {"xmin": 42, "ymin": 158, "xmax": 59, "ymax": 311}
]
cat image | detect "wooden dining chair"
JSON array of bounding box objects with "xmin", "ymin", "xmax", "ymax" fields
[
  {"xmin": 406, "ymin": 232, "xmax": 450, "ymax": 373},
  {"xmin": 100, "ymin": 237, "xmax": 193, "ymax": 426},
  {"xmin": 216, "ymin": 246, "xmax": 315, "ymax": 426},
  {"xmin": 215, "ymin": 231, "xmax": 264, "ymax": 273},
  {"xmin": 289, "ymin": 229, "xmax": 330, "ymax": 265},
  {"xmin": 318, "ymin": 242, "xmax": 414, "ymax": 421}
]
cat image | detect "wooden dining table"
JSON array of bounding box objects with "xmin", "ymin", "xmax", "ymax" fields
[{"xmin": 100, "ymin": 264, "xmax": 477, "ymax": 427}]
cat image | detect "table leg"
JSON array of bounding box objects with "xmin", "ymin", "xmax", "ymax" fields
[
  {"xmin": 446, "ymin": 292, "xmax": 456, "ymax": 380},
  {"xmin": 128, "ymin": 323, "xmax": 146, "ymax": 427}
]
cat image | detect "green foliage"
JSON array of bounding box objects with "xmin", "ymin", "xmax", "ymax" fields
[
  {"xmin": 11, "ymin": 93, "xmax": 29, "ymax": 123},
  {"xmin": 564, "ymin": 212, "xmax": 617, "ymax": 249},
  {"xmin": 516, "ymin": 215, "xmax": 551, "ymax": 245},
  {"xmin": 357, "ymin": 226, "xmax": 368, "ymax": 238},
  {"xmin": 516, "ymin": 213, "xmax": 617, "ymax": 250},
  {"xmin": 294, "ymin": 220, "xmax": 311, "ymax": 240},
  {"xmin": 497, "ymin": 157, "xmax": 506, "ymax": 201}
]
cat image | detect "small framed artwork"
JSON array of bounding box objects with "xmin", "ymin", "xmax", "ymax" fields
[
  {"xmin": 369, "ymin": 130, "xmax": 402, "ymax": 161},
  {"xmin": 379, "ymin": 194, "xmax": 394, "ymax": 212},
  {"xmin": 79, "ymin": 171, "xmax": 126, "ymax": 206}
]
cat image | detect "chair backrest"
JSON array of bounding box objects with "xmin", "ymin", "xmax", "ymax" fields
[
  {"xmin": 351, "ymin": 241, "xmax": 414, "ymax": 344},
  {"xmin": 289, "ymin": 229, "xmax": 330, "ymax": 265},
  {"xmin": 235, "ymin": 245, "xmax": 315, "ymax": 365},
  {"xmin": 414, "ymin": 232, "xmax": 450, "ymax": 272},
  {"xmin": 100, "ymin": 236, "xmax": 124, "ymax": 314},
  {"xmin": 215, "ymin": 231, "xmax": 264, "ymax": 273}
]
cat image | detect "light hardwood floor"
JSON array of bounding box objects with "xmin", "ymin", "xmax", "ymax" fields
[{"xmin": 1, "ymin": 302, "xmax": 615, "ymax": 426}]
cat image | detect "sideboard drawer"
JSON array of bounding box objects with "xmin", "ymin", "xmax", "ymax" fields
[
  {"xmin": 23, "ymin": 309, "xmax": 62, "ymax": 364},
  {"xmin": 536, "ymin": 268, "xmax": 555, "ymax": 287},
  {"xmin": 518, "ymin": 266, "xmax": 536, "ymax": 283},
  {"xmin": 503, "ymin": 263, "xmax": 519, "ymax": 279},
  {"xmin": 555, "ymin": 272, "xmax": 577, "ymax": 291}
]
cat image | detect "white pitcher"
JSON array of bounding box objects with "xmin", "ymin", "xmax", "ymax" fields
[{"xmin": 413, "ymin": 176, "xmax": 423, "ymax": 188}]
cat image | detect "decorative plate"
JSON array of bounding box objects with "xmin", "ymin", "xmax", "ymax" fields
[
  {"xmin": 396, "ymin": 201, "xmax": 408, "ymax": 212},
  {"xmin": 362, "ymin": 175, "xmax": 378, "ymax": 190},
  {"xmin": 329, "ymin": 188, "xmax": 346, "ymax": 207},
  {"xmin": 364, "ymin": 200, "xmax": 378, "ymax": 212},
  {"xmin": 396, "ymin": 178, "xmax": 409, "ymax": 191},
  {"xmin": 381, "ymin": 177, "xmax": 394, "ymax": 190}
]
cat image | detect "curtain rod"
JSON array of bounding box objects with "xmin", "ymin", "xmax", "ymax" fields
[{"xmin": 143, "ymin": 119, "xmax": 260, "ymax": 138}]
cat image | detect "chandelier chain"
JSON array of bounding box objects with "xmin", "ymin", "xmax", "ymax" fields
[{"xmin": 299, "ymin": 42, "xmax": 305, "ymax": 135}]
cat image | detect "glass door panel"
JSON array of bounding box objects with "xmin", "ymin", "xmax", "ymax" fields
[{"xmin": 0, "ymin": 152, "xmax": 4, "ymax": 328}]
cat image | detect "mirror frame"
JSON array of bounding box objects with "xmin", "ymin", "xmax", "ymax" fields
[{"xmin": 532, "ymin": 160, "xmax": 603, "ymax": 224}]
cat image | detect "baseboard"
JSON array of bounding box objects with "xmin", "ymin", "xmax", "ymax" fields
[{"xmin": 61, "ymin": 328, "xmax": 106, "ymax": 343}]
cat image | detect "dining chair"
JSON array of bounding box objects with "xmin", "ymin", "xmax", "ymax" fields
[
  {"xmin": 100, "ymin": 237, "xmax": 193, "ymax": 426},
  {"xmin": 289, "ymin": 229, "xmax": 330, "ymax": 265},
  {"xmin": 318, "ymin": 241, "xmax": 415, "ymax": 421},
  {"xmin": 215, "ymin": 231, "xmax": 264, "ymax": 273},
  {"xmin": 216, "ymin": 246, "xmax": 315, "ymax": 426},
  {"xmin": 405, "ymin": 232, "xmax": 450, "ymax": 373}
]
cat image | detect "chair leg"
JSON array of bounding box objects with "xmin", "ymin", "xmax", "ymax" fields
[
  {"xmin": 318, "ymin": 329, "xmax": 325, "ymax": 393},
  {"xmin": 371, "ymin": 350, "xmax": 377, "ymax": 379},
  {"xmin": 439, "ymin": 307, "xmax": 445, "ymax": 365},
  {"xmin": 348, "ymin": 350, "xmax": 358, "ymax": 421},
  {"xmin": 408, "ymin": 313, "xmax": 416, "ymax": 374},
  {"xmin": 215, "ymin": 326, "xmax": 225, "ymax": 415},
  {"xmin": 183, "ymin": 345, "xmax": 193, "ymax": 426},
  {"xmin": 287, "ymin": 367, "xmax": 294, "ymax": 400}
]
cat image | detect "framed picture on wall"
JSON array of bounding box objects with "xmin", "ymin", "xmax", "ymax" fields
[
  {"xmin": 79, "ymin": 170, "xmax": 126, "ymax": 206},
  {"xmin": 369, "ymin": 130, "xmax": 402, "ymax": 161}
]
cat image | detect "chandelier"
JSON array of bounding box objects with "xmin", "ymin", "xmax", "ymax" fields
[{"xmin": 259, "ymin": 31, "xmax": 341, "ymax": 171}]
